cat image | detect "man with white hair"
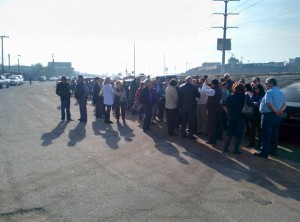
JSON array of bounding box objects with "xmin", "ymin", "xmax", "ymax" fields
[
  {"xmin": 254, "ymin": 77, "xmax": 286, "ymax": 159},
  {"xmin": 179, "ymin": 76, "xmax": 200, "ymax": 139},
  {"xmin": 224, "ymin": 73, "xmax": 234, "ymax": 92}
]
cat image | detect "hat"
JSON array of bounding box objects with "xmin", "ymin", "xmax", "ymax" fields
[
  {"xmin": 61, "ymin": 76, "xmax": 67, "ymax": 80},
  {"xmin": 224, "ymin": 73, "xmax": 230, "ymax": 77}
]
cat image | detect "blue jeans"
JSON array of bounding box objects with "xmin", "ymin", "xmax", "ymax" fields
[
  {"xmin": 61, "ymin": 100, "xmax": 71, "ymax": 120},
  {"xmin": 260, "ymin": 113, "xmax": 282, "ymax": 156},
  {"xmin": 78, "ymin": 98, "xmax": 87, "ymax": 122}
]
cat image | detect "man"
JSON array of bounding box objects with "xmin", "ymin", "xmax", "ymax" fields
[
  {"xmin": 92, "ymin": 77, "xmax": 103, "ymax": 119},
  {"xmin": 202, "ymin": 79, "xmax": 223, "ymax": 144},
  {"xmin": 224, "ymin": 73, "xmax": 234, "ymax": 92},
  {"xmin": 179, "ymin": 76, "xmax": 200, "ymax": 139},
  {"xmin": 139, "ymin": 79, "xmax": 153, "ymax": 132},
  {"xmin": 251, "ymin": 76, "xmax": 261, "ymax": 87},
  {"xmin": 196, "ymin": 78, "xmax": 208, "ymax": 135},
  {"xmin": 56, "ymin": 76, "xmax": 73, "ymax": 121},
  {"xmin": 75, "ymin": 75, "xmax": 89, "ymax": 122},
  {"xmin": 254, "ymin": 77, "xmax": 286, "ymax": 159}
]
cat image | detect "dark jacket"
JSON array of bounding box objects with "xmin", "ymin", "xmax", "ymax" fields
[
  {"xmin": 225, "ymin": 93, "xmax": 252, "ymax": 120},
  {"xmin": 56, "ymin": 82, "xmax": 71, "ymax": 101},
  {"xmin": 179, "ymin": 82, "xmax": 200, "ymax": 111},
  {"xmin": 92, "ymin": 82, "xmax": 101, "ymax": 104},
  {"xmin": 206, "ymin": 86, "xmax": 222, "ymax": 112},
  {"xmin": 75, "ymin": 82, "xmax": 88, "ymax": 100},
  {"xmin": 139, "ymin": 86, "xmax": 153, "ymax": 105}
]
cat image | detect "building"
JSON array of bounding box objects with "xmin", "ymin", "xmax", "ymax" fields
[{"xmin": 47, "ymin": 62, "xmax": 74, "ymax": 77}]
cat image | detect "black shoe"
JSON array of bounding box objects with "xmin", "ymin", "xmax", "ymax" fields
[
  {"xmin": 181, "ymin": 134, "xmax": 187, "ymax": 138},
  {"xmin": 105, "ymin": 121, "xmax": 113, "ymax": 124},
  {"xmin": 224, "ymin": 149, "xmax": 229, "ymax": 153},
  {"xmin": 269, "ymin": 152, "xmax": 277, "ymax": 156},
  {"xmin": 67, "ymin": 119, "xmax": 74, "ymax": 121},
  {"xmin": 123, "ymin": 119, "xmax": 126, "ymax": 123},
  {"xmin": 247, "ymin": 143, "xmax": 255, "ymax": 147},
  {"xmin": 233, "ymin": 150, "xmax": 242, "ymax": 155},
  {"xmin": 61, "ymin": 118, "xmax": 65, "ymax": 121},
  {"xmin": 206, "ymin": 140, "xmax": 216, "ymax": 145},
  {"xmin": 189, "ymin": 135, "xmax": 197, "ymax": 140},
  {"xmin": 78, "ymin": 119, "xmax": 81, "ymax": 121},
  {"xmin": 254, "ymin": 152, "xmax": 268, "ymax": 159}
]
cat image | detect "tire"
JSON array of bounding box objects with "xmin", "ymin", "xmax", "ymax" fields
[
  {"xmin": 0, "ymin": 83, "xmax": 2, "ymax": 89},
  {"xmin": 6, "ymin": 84, "xmax": 9, "ymax": 88}
]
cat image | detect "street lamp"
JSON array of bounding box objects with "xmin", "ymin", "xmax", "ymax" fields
[
  {"xmin": 1, "ymin": 35, "xmax": 9, "ymax": 74},
  {"xmin": 17, "ymin": 55, "xmax": 21, "ymax": 74}
]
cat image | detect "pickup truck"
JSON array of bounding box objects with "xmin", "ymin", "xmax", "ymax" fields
[{"xmin": 0, "ymin": 75, "xmax": 10, "ymax": 88}]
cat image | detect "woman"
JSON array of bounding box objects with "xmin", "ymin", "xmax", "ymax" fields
[
  {"xmin": 223, "ymin": 83, "xmax": 252, "ymax": 154},
  {"xmin": 165, "ymin": 79, "xmax": 178, "ymax": 136},
  {"xmin": 248, "ymin": 83, "xmax": 265, "ymax": 148},
  {"xmin": 102, "ymin": 77, "xmax": 115, "ymax": 124},
  {"xmin": 114, "ymin": 80, "xmax": 127, "ymax": 123}
]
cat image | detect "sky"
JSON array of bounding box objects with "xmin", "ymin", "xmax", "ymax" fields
[{"xmin": 0, "ymin": 0, "xmax": 299, "ymax": 76}]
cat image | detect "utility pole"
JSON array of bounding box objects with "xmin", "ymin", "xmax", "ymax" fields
[
  {"xmin": 8, "ymin": 54, "xmax": 10, "ymax": 74},
  {"xmin": 52, "ymin": 53, "xmax": 55, "ymax": 77},
  {"xmin": 133, "ymin": 42, "xmax": 136, "ymax": 77},
  {"xmin": 212, "ymin": 0, "xmax": 239, "ymax": 75},
  {"xmin": 163, "ymin": 53, "xmax": 166, "ymax": 75},
  {"xmin": 1, "ymin": 35, "xmax": 9, "ymax": 74},
  {"xmin": 18, "ymin": 55, "xmax": 21, "ymax": 74}
]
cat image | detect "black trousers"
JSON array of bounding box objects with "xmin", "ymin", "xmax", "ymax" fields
[
  {"xmin": 143, "ymin": 104, "xmax": 153, "ymax": 130},
  {"xmin": 207, "ymin": 109, "xmax": 219, "ymax": 142},
  {"xmin": 104, "ymin": 105, "xmax": 112, "ymax": 122},
  {"xmin": 115, "ymin": 101, "xmax": 126, "ymax": 120},
  {"xmin": 181, "ymin": 108, "xmax": 197, "ymax": 137},
  {"xmin": 166, "ymin": 108, "xmax": 178, "ymax": 135}
]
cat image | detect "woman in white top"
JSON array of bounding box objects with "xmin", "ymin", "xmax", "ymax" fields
[
  {"xmin": 165, "ymin": 79, "xmax": 178, "ymax": 136},
  {"xmin": 102, "ymin": 77, "xmax": 115, "ymax": 124}
]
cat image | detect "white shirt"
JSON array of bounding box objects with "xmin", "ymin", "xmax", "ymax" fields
[
  {"xmin": 196, "ymin": 87, "xmax": 209, "ymax": 104},
  {"xmin": 103, "ymin": 84, "xmax": 115, "ymax": 105},
  {"xmin": 202, "ymin": 82, "xmax": 215, "ymax": 97}
]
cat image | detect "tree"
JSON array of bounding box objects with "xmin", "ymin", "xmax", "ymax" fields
[
  {"xmin": 31, "ymin": 63, "xmax": 46, "ymax": 79},
  {"xmin": 228, "ymin": 57, "xmax": 239, "ymax": 65}
]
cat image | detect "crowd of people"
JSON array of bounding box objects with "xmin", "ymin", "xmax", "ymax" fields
[{"xmin": 55, "ymin": 73, "xmax": 286, "ymax": 160}]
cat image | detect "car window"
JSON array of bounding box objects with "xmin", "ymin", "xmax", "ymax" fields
[{"xmin": 282, "ymin": 84, "xmax": 300, "ymax": 103}]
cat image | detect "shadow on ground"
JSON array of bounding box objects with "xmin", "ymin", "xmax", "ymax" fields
[
  {"xmin": 143, "ymin": 118, "xmax": 300, "ymax": 203},
  {"xmin": 41, "ymin": 121, "xmax": 70, "ymax": 146}
]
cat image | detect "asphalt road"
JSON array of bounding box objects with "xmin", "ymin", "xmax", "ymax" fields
[{"xmin": 0, "ymin": 82, "xmax": 300, "ymax": 222}]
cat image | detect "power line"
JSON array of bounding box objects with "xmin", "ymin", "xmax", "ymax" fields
[
  {"xmin": 228, "ymin": 0, "xmax": 258, "ymax": 12},
  {"xmin": 194, "ymin": 0, "xmax": 263, "ymax": 34},
  {"xmin": 234, "ymin": 0, "xmax": 264, "ymax": 13},
  {"xmin": 235, "ymin": 9, "xmax": 300, "ymax": 26}
]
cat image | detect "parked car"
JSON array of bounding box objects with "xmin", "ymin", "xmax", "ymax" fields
[
  {"xmin": 11, "ymin": 75, "xmax": 24, "ymax": 85},
  {"xmin": 49, "ymin": 77, "xmax": 58, "ymax": 81},
  {"xmin": 39, "ymin": 76, "xmax": 47, "ymax": 81},
  {"xmin": 8, "ymin": 76, "xmax": 21, "ymax": 86},
  {"xmin": 0, "ymin": 75, "xmax": 10, "ymax": 88},
  {"xmin": 280, "ymin": 82, "xmax": 300, "ymax": 142}
]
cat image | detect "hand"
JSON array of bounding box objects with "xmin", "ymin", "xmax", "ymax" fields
[{"xmin": 275, "ymin": 110, "xmax": 283, "ymax": 116}]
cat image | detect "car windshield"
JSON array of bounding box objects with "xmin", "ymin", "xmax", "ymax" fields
[{"xmin": 282, "ymin": 83, "xmax": 300, "ymax": 103}]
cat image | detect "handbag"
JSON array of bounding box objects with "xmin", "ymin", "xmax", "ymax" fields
[{"xmin": 242, "ymin": 94, "xmax": 253, "ymax": 116}]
